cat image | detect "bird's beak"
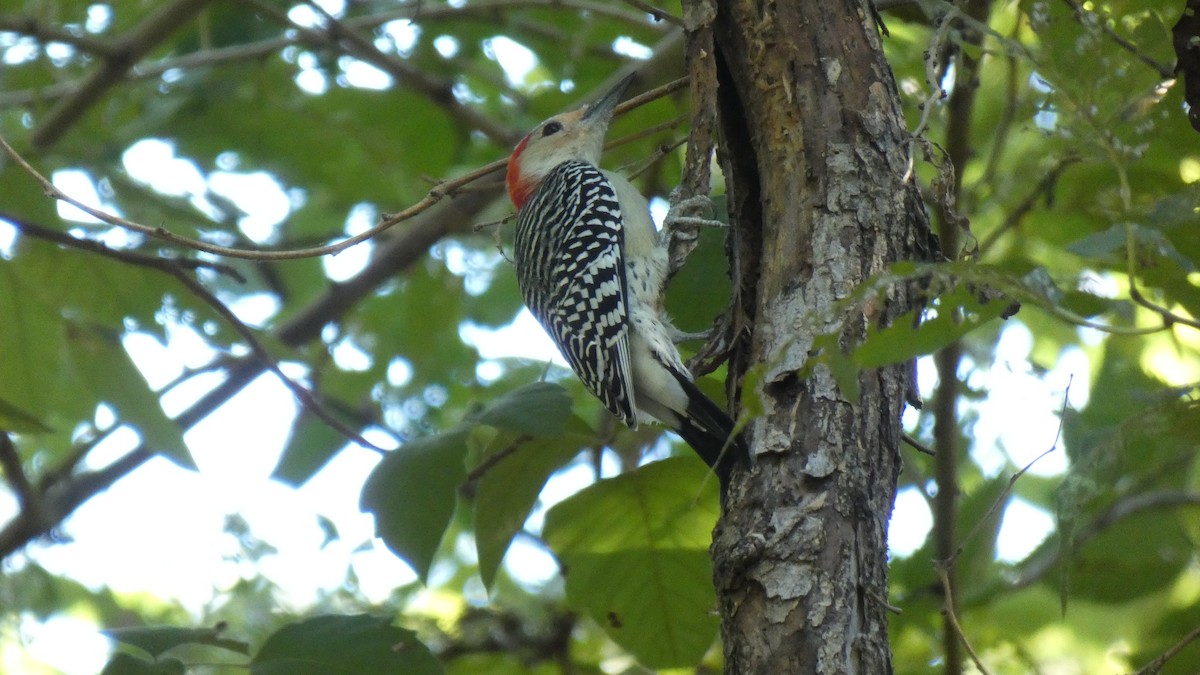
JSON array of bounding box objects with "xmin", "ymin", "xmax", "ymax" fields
[{"xmin": 581, "ymin": 73, "xmax": 636, "ymax": 124}]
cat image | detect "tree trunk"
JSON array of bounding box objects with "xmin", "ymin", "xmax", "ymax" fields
[{"xmin": 706, "ymin": 1, "xmax": 931, "ymax": 672}]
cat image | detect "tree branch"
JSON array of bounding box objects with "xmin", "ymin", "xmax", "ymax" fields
[
  {"xmin": 0, "ymin": 212, "xmax": 245, "ymax": 282},
  {"xmin": 29, "ymin": 0, "xmax": 220, "ymax": 149},
  {"xmin": 934, "ymin": 563, "xmax": 994, "ymax": 675},
  {"xmin": 1134, "ymin": 623, "xmax": 1200, "ymax": 675},
  {"xmin": 1059, "ymin": 0, "xmax": 1174, "ymax": 79},
  {"xmin": 0, "ymin": 0, "xmax": 666, "ymax": 109},
  {"xmin": 0, "ymin": 131, "xmax": 501, "ymax": 260},
  {"xmin": 0, "ymin": 189, "xmax": 495, "ymax": 561},
  {"xmin": 251, "ymin": 0, "xmax": 520, "ymax": 147},
  {"xmin": 2, "ymin": 211, "xmax": 385, "ymax": 452},
  {"xmin": 1011, "ymin": 490, "xmax": 1200, "ymax": 591},
  {"xmin": 0, "ymin": 13, "xmax": 120, "ymax": 57}
]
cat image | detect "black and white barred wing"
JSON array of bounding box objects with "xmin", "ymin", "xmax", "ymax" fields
[{"xmin": 513, "ymin": 161, "xmax": 637, "ymax": 426}]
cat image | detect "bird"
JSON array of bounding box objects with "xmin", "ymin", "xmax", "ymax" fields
[{"xmin": 503, "ymin": 73, "xmax": 751, "ymax": 490}]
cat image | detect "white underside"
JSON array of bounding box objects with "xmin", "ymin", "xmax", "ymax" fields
[{"xmin": 602, "ymin": 170, "xmax": 692, "ymax": 427}]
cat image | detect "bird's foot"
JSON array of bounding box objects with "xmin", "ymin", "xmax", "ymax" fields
[{"xmin": 662, "ymin": 193, "xmax": 726, "ymax": 244}]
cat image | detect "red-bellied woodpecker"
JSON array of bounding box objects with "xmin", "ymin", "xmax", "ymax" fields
[{"xmin": 504, "ymin": 74, "xmax": 751, "ymax": 489}]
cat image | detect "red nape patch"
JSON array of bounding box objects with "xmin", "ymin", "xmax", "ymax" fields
[{"xmin": 506, "ymin": 134, "xmax": 533, "ymax": 209}]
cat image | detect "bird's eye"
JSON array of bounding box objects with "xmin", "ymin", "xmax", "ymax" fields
[{"xmin": 542, "ymin": 121, "xmax": 563, "ymax": 137}]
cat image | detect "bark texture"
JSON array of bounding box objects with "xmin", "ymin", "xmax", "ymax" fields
[{"xmin": 705, "ymin": 1, "xmax": 931, "ymax": 672}]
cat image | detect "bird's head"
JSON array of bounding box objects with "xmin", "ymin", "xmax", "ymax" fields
[{"xmin": 505, "ymin": 74, "xmax": 636, "ymax": 210}]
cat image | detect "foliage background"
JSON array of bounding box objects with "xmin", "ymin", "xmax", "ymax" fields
[{"xmin": 0, "ymin": 0, "xmax": 1198, "ymax": 673}]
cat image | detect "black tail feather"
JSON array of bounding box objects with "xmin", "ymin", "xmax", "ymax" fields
[{"xmin": 669, "ymin": 370, "xmax": 752, "ymax": 491}]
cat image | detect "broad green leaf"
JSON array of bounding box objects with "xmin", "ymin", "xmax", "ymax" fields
[
  {"xmin": 543, "ymin": 458, "xmax": 720, "ymax": 669},
  {"xmin": 474, "ymin": 416, "xmax": 593, "ymax": 591},
  {"xmin": 104, "ymin": 624, "xmax": 250, "ymax": 658},
  {"xmin": 471, "ymin": 381, "xmax": 572, "ymax": 437},
  {"xmin": 99, "ymin": 653, "xmax": 186, "ymax": 675},
  {"xmin": 0, "ymin": 397, "xmax": 52, "ymax": 433},
  {"xmin": 0, "ymin": 256, "xmax": 71, "ymax": 423},
  {"xmin": 360, "ymin": 430, "xmax": 468, "ymax": 582},
  {"xmin": 63, "ymin": 320, "xmax": 195, "ymax": 469},
  {"xmin": 1059, "ymin": 509, "xmax": 1191, "ymax": 604},
  {"xmin": 271, "ymin": 412, "xmax": 348, "ymax": 487},
  {"xmin": 444, "ymin": 654, "xmax": 561, "ymax": 675},
  {"xmin": 853, "ymin": 286, "xmax": 1011, "ymax": 369},
  {"xmin": 251, "ymin": 614, "xmax": 441, "ymax": 675}
]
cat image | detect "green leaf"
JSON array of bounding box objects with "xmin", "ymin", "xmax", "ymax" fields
[
  {"xmin": 542, "ymin": 458, "xmax": 720, "ymax": 668},
  {"xmin": 271, "ymin": 412, "xmax": 348, "ymax": 487},
  {"xmin": 99, "ymin": 653, "xmax": 186, "ymax": 675},
  {"xmin": 853, "ymin": 286, "xmax": 1011, "ymax": 369},
  {"xmin": 471, "ymin": 381, "xmax": 573, "ymax": 437},
  {"xmin": 0, "ymin": 256, "xmax": 71, "ymax": 424},
  {"xmin": 0, "ymin": 397, "xmax": 52, "ymax": 433},
  {"xmin": 1060, "ymin": 509, "xmax": 1191, "ymax": 604},
  {"xmin": 104, "ymin": 624, "xmax": 250, "ymax": 658},
  {"xmin": 360, "ymin": 430, "xmax": 468, "ymax": 582},
  {"xmin": 251, "ymin": 614, "xmax": 441, "ymax": 675},
  {"xmin": 474, "ymin": 416, "xmax": 593, "ymax": 591},
  {"xmin": 63, "ymin": 320, "xmax": 195, "ymax": 469}
]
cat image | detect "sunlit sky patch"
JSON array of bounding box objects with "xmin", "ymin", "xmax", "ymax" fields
[
  {"xmin": 485, "ymin": 36, "xmax": 536, "ymax": 86},
  {"xmin": 50, "ymin": 169, "xmax": 105, "ymax": 223}
]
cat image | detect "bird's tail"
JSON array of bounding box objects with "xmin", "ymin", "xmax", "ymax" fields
[{"xmin": 668, "ymin": 369, "xmax": 752, "ymax": 490}]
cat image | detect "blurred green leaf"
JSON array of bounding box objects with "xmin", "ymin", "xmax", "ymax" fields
[
  {"xmin": 360, "ymin": 430, "xmax": 467, "ymax": 582},
  {"xmin": 63, "ymin": 320, "xmax": 194, "ymax": 469},
  {"xmin": 251, "ymin": 614, "xmax": 441, "ymax": 675},
  {"xmin": 1060, "ymin": 509, "xmax": 1192, "ymax": 604},
  {"xmin": 99, "ymin": 653, "xmax": 186, "ymax": 675},
  {"xmin": 104, "ymin": 624, "xmax": 249, "ymax": 658},
  {"xmin": 0, "ymin": 397, "xmax": 52, "ymax": 433},
  {"xmin": 854, "ymin": 285, "xmax": 1012, "ymax": 369},
  {"xmin": 543, "ymin": 458, "xmax": 720, "ymax": 669},
  {"xmin": 271, "ymin": 411, "xmax": 350, "ymax": 487},
  {"xmin": 473, "ymin": 415, "xmax": 592, "ymax": 591},
  {"xmin": 471, "ymin": 381, "xmax": 572, "ymax": 437}
]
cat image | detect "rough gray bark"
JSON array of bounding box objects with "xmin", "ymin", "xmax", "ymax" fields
[{"xmin": 701, "ymin": 1, "xmax": 932, "ymax": 672}]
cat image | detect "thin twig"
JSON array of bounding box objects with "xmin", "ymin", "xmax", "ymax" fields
[
  {"xmin": 459, "ymin": 435, "xmax": 533, "ymax": 499},
  {"xmin": 167, "ymin": 270, "xmax": 386, "ymax": 454},
  {"xmin": 0, "ymin": 131, "xmax": 490, "ymax": 259},
  {"xmin": 1012, "ymin": 489, "xmax": 1200, "ymax": 591},
  {"xmin": 0, "ymin": 0, "xmax": 663, "ymax": 109},
  {"xmin": 934, "ymin": 563, "xmax": 994, "ymax": 675},
  {"xmin": 30, "ymin": 0, "xmax": 220, "ymax": 149},
  {"xmin": 3, "ymin": 212, "xmax": 381, "ymax": 453},
  {"xmin": 625, "ymin": 137, "xmax": 687, "ymax": 181},
  {"xmin": 947, "ymin": 378, "xmax": 1071, "ymax": 565},
  {"xmin": 257, "ymin": 0, "xmax": 519, "ymax": 146},
  {"xmin": 1, "ymin": 212, "xmax": 246, "ymax": 282},
  {"xmin": 978, "ymin": 158, "xmax": 1079, "ymax": 255},
  {"xmin": 1126, "ymin": 221, "xmax": 1200, "ymax": 330},
  {"xmin": 0, "ymin": 13, "xmax": 121, "ymax": 57},
  {"xmin": 35, "ymin": 425, "xmax": 119, "ymax": 491},
  {"xmin": 903, "ymin": 5, "xmax": 958, "ymax": 184},
  {"xmin": 614, "ymin": 0, "xmax": 684, "ymax": 26},
  {"xmin": 1, "ymin": 77, "xmax": 688, "ymax": 262},
  {"xmin": 1059, "ymin": 0, "xmax": 1174, "ymax": 79},
  {"xmin": 902, "ymin": 433, "xmax": 935, "ymax": 456},
  {"xmin": 612, "ymin": 113, "xmax": 688, "ymax": 152},
  {"xmin": 1133, "ymin": 623, "xmax": 1200, "ymax": 674}
]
